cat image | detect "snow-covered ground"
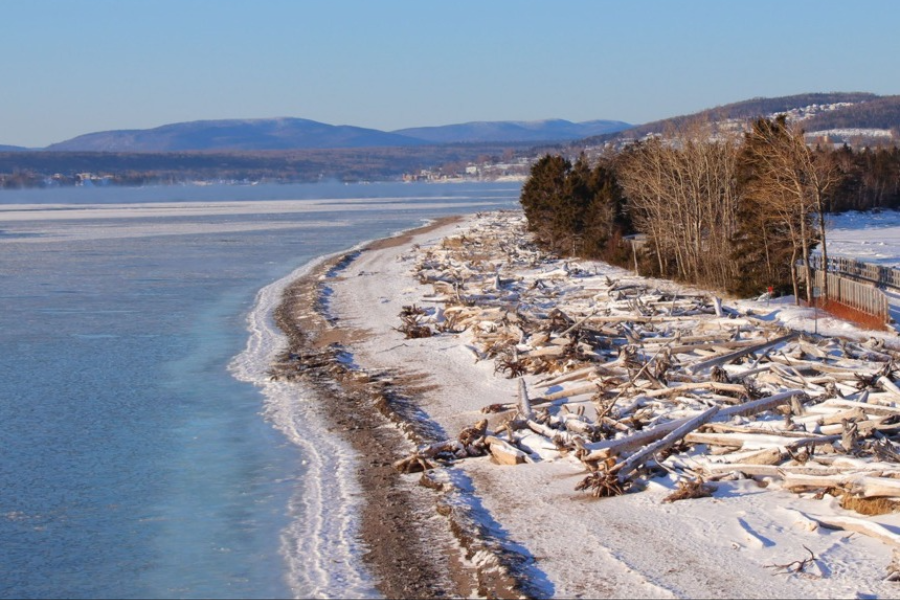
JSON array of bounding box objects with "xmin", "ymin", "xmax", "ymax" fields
[
  {"xmin": 323, "ymin": 211, "xmax": 900, "ymax": 598},
  {"xmin": 827, "ymin": 210, "xmax": 900, "ymax": 269},
  {"xmin": 806, "ymin": 128, "xmax": 894, "ymax": 142}
]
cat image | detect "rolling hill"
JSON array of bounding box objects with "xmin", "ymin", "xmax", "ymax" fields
[
  {"xmin": 802, "ymin": 95, "xmax": 900, "ymax": 131},
  {"xmin": 45, "ymin": 118, "xmax": 429, "ymax": 152},
  {"xmin": 577, "ymin": 92, "xmax": 889, "ymax": 147}
]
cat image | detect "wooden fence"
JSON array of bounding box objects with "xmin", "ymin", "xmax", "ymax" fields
[
  {"xmin": 809, "ymin": 255, "xmax": 900, "ymax": 291},
  {"xmin": 810, "ymin": 268, "xmax": 890, "ymax": 323}
]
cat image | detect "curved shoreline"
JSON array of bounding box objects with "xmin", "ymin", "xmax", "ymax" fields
[{"xmin": 271, "ymin": 216, "xmax": 531, "ymax": 599}]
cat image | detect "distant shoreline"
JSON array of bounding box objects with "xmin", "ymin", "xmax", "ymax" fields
[{"xmin": 0, "ymin": 142, "xmax": 534, "ymax": 190}]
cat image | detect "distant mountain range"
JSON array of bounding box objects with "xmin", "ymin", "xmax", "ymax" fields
[{"xmin": 5, "ymin": 117, "xmax": 633, "ymax": 153}]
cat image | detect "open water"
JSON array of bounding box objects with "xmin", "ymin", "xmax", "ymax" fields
[{"xmin": 0, "ymin": 181, "xmax": 520, "ymax": 599}]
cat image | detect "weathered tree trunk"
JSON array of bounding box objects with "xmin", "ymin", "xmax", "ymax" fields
[
  {"xmin": 790, "ymin": 244, "xmax": 801, "ymax": 305},
  {"xmin": 613, "ymin": 406, "xmax": 719, "ymax": 484}
]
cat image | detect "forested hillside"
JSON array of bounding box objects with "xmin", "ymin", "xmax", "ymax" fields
[
  {"xmin": 803, "ymin": 95, "xmax": 900, "ymax": 131},
  {"xmin": 579, "ymin": 92, "xmax": 886, "ymax": 146}
]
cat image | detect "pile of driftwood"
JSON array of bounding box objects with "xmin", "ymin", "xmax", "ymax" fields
[{"xmin": 393, "ymin": 213, "xmax": 900, "ymax": 517}]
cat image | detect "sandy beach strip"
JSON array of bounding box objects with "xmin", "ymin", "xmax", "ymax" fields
[{"xmin": 276, "ymin": 210, "xmax": 900, "ymax": 599}]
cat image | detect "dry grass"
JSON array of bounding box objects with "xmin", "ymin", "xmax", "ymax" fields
[
  {"xmin": 840, "ymin": 493, "xmax": 900, "ymax": 516},
  {"xmin": 440, "ymin": 236, "xmax": 469, "ymax": 250},
  {"xmin": 663, "ymin": 478, "xmax": 714, "ymax": 503},
  {"xmin": 575, "ymin": 471, "xmax": 627, "ymax": 498}
]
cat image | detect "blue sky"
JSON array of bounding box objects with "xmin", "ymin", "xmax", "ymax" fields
[{"xmin": 3, "ymin": 0, "xmax": 899, "ymax": 147}]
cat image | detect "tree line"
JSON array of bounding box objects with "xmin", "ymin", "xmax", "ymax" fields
[{"xmin": 521, "ymin": 117, "xmax": 900, "ymax": 301}]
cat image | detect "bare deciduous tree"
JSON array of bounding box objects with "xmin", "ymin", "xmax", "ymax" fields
[{"xmin": 618, "ymin": 121, "xmax": 742, "ymax": 290}]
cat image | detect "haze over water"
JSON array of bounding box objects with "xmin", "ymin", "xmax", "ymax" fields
[{"xmin": 0, "ymin": 182, "xmax": 519, "ymax": 599}]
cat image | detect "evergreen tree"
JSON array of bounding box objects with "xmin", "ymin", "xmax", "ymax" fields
[
  {"xmin": 519, "ymin": 154, "xmax": 571, "ymax": 249},
  {"xmin": 520, "ymin": 153, "xmax": 632, "ymax": 261},
  {"xmin": 735, "ymin": 116, "xmax": 819, "ymax": 301},
  {"xmin": 581, "ymin": 161, "xmax": 630, "ymax": 260}
]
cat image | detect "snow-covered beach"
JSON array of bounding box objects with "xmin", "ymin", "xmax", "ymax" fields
[{"xmin": 284, "ymin": 209, "xmax": 900, "ymax": 598}]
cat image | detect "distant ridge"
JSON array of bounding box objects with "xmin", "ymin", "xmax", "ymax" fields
[
  {"xmin": 393, "ymin": 119, "xmax": 632, "ymax": 144},
  {"xmin": 802, "ymin": 95, "xmax": 900, "ymax": 131},
  {"xmin": 0, "ymin": 145, "xmax": 29, "ymax": 152},
  {"xmin": 45, "ymin": 118, "xmax": 429, "ymax": 152}
]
